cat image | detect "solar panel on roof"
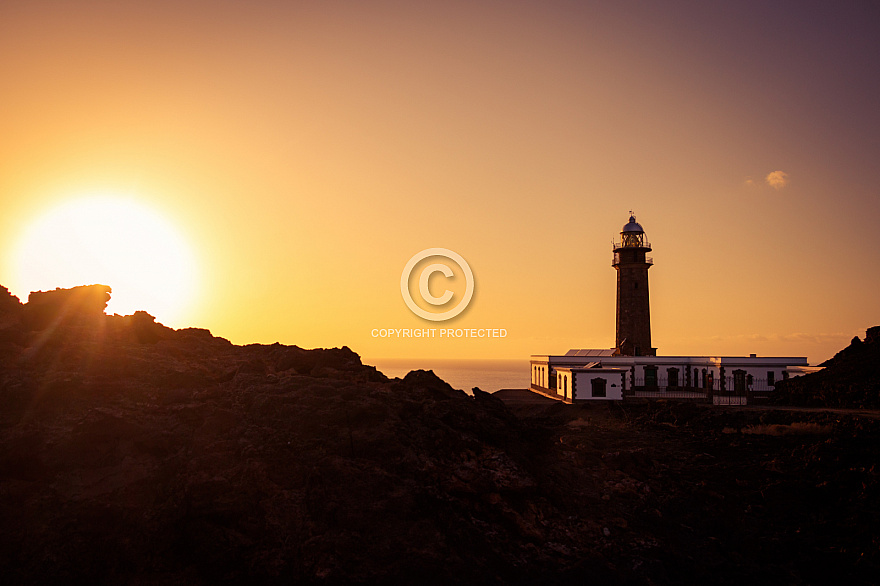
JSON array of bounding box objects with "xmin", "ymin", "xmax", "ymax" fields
[{"xmin": 565, "ymin": 349, "xmax": 615, "ymax": 357}]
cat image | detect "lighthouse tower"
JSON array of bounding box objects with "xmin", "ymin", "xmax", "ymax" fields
[{"xmin": 613, "ymin": 214, "xmax": 656, "ymax": 356}]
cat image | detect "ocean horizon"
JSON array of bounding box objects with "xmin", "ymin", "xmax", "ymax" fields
[{"xmin": 365, "ymin": 358, "xmax": 529, "ymax": 394}]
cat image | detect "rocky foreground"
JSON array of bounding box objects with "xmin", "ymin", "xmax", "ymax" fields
[{"xmin": 1, "ymin": 286, "xmax": 879, "ymax": 584}]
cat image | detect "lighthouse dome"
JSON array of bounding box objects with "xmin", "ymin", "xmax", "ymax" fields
[{"xmin": 622, "ymin": 215, "xmax": 644, "ymax": 233}]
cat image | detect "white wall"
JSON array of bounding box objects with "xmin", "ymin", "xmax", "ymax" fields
[
  {"xmin": 556, "ymin": 371, "xmax": 572, "ymax": 399},
  {"xmin": 531, "ymin": 363, "xmax": 550, "ymax": 388},
  {"xmin": 573, "ymin": 371, "xmax": 623, "ymax": 401}
]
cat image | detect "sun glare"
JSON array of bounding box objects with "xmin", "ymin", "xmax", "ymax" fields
[{"xmin": 10, "ymin": 196, "xmax": 198, "ymax": 325}]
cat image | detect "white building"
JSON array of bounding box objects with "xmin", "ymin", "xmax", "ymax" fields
[
  {"xmin": 530, "ymin": 215, "xmax": 821, "ymax": 403},
  {"xmin": 531, "ymin": 350, "xmax": 818, "ymax": 403}
]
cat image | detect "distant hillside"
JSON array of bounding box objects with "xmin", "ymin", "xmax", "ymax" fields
[{"xmin": 773, "ymin": 327, "xmax": 880, "ymax": 408}]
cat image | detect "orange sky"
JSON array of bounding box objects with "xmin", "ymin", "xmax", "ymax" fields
[{"xmin": 2, "ymin": 1, "xmax": 879, "ymax": 364}]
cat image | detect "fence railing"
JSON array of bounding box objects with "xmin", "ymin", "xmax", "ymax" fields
[
  {"xmin": 630, "ymin": 377, "xmax": 776, "ymax": 394},
  {"xmin": 612, "ymin": 240, "xmax": 652, "ymax": 250},
  {"xmin": 532, "ymin": 377, "xmax": 777, "ymax": 404},
  {"xmin": 612, "ymin": 253, "xmax": 653, "ymax": 266}
]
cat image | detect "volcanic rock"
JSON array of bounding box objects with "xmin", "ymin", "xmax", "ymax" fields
[
  {"xmin": 23, "ymin": 284, "xmax": 111, "ymax": 330},
  {"xmin": 774, "ymin": 327, "xmax": 880, "ymax": 408}
]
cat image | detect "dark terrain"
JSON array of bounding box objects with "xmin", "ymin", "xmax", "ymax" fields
[
  {"xmin": 1, "ymin": 285, "xmax": 878, "ymax": 584},
  {"xmin": 773, "ymin": 326, "xmax": 880, "ymax": 409}
]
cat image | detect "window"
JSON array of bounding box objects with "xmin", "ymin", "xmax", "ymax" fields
[
  {"xmin": 667, "ymin": 367, "xmax": 679, "ymax": 387},
  {"xmin": 733, "ymin": 370, "xmax": 746, "ymax": 393},
  {"xmin": 767, "ymin": 371, "xmax": 775, "ymax": 386},
  {"xmin": 592, "ymin": 377, "xmax": 607, "ymax": 398},
  {"xmin": 645, "ymin": 366, "xmax": 658, "ymax": 388},
  {"xmin": 694, "ymin": 368, "xmax": 699, "ymax": 387}
]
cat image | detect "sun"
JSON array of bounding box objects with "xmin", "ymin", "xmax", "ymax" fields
[{"xmin": 9, "ymin": 195, "xmax": 198, "ymax": 325}]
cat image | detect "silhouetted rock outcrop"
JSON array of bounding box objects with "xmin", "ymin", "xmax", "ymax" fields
[
  {"xmin": 774, "ymin": 327, "xmax": 880, "ymax": 408},
  {"xmin": 0, "ymin": 285, "xmax": 22, "ymax": 314},
  {"xmin": 23, "ymin": 284, "xmax": 111, "ymax": 330},
  {"xmin": 0, "ymin": 287, "xmax": 24, "ymax": 346}
]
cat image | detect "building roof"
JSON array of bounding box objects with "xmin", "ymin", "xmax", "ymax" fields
[
  {"xmin": 564, "ymin": 348, "xmax": 616, "ymax": 357},
  {"xmin": 556, "ymin": 362, "xmax": 600, "ymax": 371}
]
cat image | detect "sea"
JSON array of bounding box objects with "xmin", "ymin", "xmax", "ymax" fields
[{"xmin": 365, "ymin": 358, "xmax": 529, "ymax": 394}]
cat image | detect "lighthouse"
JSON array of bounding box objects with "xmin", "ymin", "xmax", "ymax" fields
[
  {"xmin": 613, "ymin": 213, "xmax": 655, "ymax": 356},
  {"xmin": 529, "ymin": 213, "xmax": 818, "ymax": 402}
]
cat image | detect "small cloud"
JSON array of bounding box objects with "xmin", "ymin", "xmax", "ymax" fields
[
  {"xmin": 744, "ymin": 176, "xmax": 757, "ymax": 188},
  {"xmin": 777, "ymin": 332, "xmax": 850, "ymax": 344},
  {"xmin": 765, "ymin": 170, "xmax": 789, "ymax": 190}
]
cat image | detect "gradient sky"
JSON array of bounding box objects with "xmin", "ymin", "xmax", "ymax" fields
[{"xmin": 2, "ymin": 0, "xmax": 879, "ymax": 364}]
